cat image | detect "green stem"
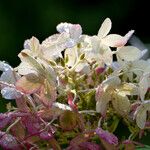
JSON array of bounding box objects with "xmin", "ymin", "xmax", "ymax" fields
[{"xmin": 6, "ymin": 117, "xmax": 21, "ymax": 133}]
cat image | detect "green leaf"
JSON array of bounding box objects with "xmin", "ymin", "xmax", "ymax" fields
[
  {"xmin": 59, "ymin": 111, "xmax": 77, "ymax": 131},
  {"xmin": 136, "ymin": 145, "xmax": 150, "ymax": 150}
]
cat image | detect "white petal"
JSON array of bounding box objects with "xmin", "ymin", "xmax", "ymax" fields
[
  {"xmin": 57, "ymin": 23, "xmax": 82, "ymax": 44},
  {"xmin": 1, "ymin": 87, "xmax": 22, "ymax": 100},
  {"xmin": 18, "ymin": 52, "xmax": 45, "ymax": 75},
  {"xmin": 56, "ymin": 22, "xmax": 72, "ymax": 33},
  {"xmin": 102, "ymin": 76, "xmax": 121, "ymax": 89},
  {"xmin": 24, "ymin": 37, "xmax": 40, "ymax": 54},
  {"xmin": 70, "ymin": 24, "xmax": 82, "ymax": 40},
  {"xmin": 41, "ymin": 33, "xmax": 69, "ymax": 60},
  {"xmin": 0, "ymin": 70, "xmax": 16, "ymax": 84},
  {"xmin": 91, "ymin": 36, "xmax": 100, "ymax": 52},
  {"xmin": 143, "ymin": 100, "xmax": 150, "ymax": 111},
  {"xmin": 37, "ymin": 58, "xmax": 57, "ymax": 84},
  {"xmin": 17, "ymin": 62, "xmax": 37, "ymax": 75},
  {"xmin": 139, "ymin": 73, "xmax": 150, "ymax": 101},
  {"xmin": 135, "ymin": 107, "xmax": 147, "ymax": 129},
  {"xmin": 0, "ymin": 61, "xmax": 12, "ymax": 72},
  {"xmin": 102, "ymin": 34, "xmax": 126, "ymax": 47},
  {"xmin": 111, "ymin": 62, "xmax": 121, "ymax": 70},
  {"xmin": 134, "ymin": 101, "xmax": 150, "ymax": 129},
  {"xmin": 98, "ymin": 18, "xmax": 112, "ymax": 38},
  {"xmin": 53, "ymin": 102, "xmax": 71, "ymax": 111},
  {"xmin": 118, "ymin": 83, "xmax": 138, "ymax": 95},
  {"xmin": 0, "ymin": 61, "xmax": 18, "ymax": 84},
  {"xmin": 103, "ymin": 47, "xmax": 113, "ymax": 66},
  {"xmin": 96, "ymin": 92, "xmax": 111, "ymax": 115},
  {"xmin": 65, "ymin": 47, "xmax": 78, "ymax": 67},
  {"xmin": 112, "ymin": 92, "xmax": 131, "ymax": 116},
  {"xmin": 131, "ymin": 60, "xmax": 148, "ymax": 72},
  {"xmin": 117, "ymin": 46, "xmax": 142, "ymax": 61},
  {"xmin": 75, "ymin": 62, "xmax": 90, "ymax": 74}
]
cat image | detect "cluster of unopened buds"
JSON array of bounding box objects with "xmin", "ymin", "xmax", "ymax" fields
[{"xmin": 0, "ymin": 18, "xmax": 150, "ymax": 149}]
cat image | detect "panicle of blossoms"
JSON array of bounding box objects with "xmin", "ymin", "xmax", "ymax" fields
[{"xmin": 0, "ymin": 18, "xmax": 150, "ymax": 149}]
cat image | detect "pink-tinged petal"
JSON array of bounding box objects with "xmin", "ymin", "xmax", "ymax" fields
[
  {"xmin": 39, "ymin": 130, "xmax": 53, "ymax": 140},
  {"xmin": 67, "ymin": 92, "xmax": 78, "ymax": 110},
  {"xmin": 79, "ymin": 142, "xmax": 102, "ymax": 150},
  {"xmin": 131, "ymin": 102, "xmax": 141, "ymax": 112},
  {"xmin": 95, "ymin": 86, "xmax": 111, "ymax": 116},
  {"xmin": 0, "ymin": 113, "xmax": 12, "ymax": 129},
  {"xmin": 95, "ymin": 85, "xmax": 104, "ymax": 102},
  {"xmin": 57, "ymin": 23, "xmax": 82, "ymax": 39},
  {"xmin": 16, "ymin": 74, "xmax": 42, "ymax": 94},
  {"xmin": 70, "ymin": 24, "xmax": 82, "ymax": 40},
  {"xmin": 102, "ymin": 34, "xmax": 126, "ymax": 47},
  {"xmin": 113, "ymin": 30, "xmax": 135, "ymax": 47},
  {"xmin": 0, "ymin": 131, "xmax": 21, "ymax": 150},
  {"xmin": 122, "ymin": 140, "xmax": 135, "ymax": 150},
  {"xmin": 15, "ymin": 97, "xmax": 30, "ymax": 112},
  {"xmin": 11, "ymin": 121, "xmax": 25, "ymax": 140},
  {"xmin": 124, "ymin": 30, "xmax": 134, "ymax": 42},
  {"xmin": 37, "ymin": 80, "xmax": 57, "ymax": 108},
  {"xmin": 56, "ymin": 23, "xmax": 82, "ymax": 48},
  {"xmin": 21, "ymin": 115, "xmax": 41, "ymax": 135},
  {"xmin": 129, "ymin": 102, "xmax": 141, "ymax": 119},
  {"xmin": 96, "ymin": 128, "xmax": 118, "ymax": 145},
  {"xmin": 145, "ymin": 121, "xmax": 150, "ymax": 127},
  {"xmin": 95, "ymin": 67, "xmax": 105, "ymax": 74},
  {"xmin": 67, "ymin": 131, "xmax": 100, "ymax": 150},
  {"xmin": 0, "ymin": 112, "xmax": 28, "ymax": 130}
]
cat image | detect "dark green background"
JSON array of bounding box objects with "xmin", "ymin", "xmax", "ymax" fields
[
  {"xmin": 0, "ymin": 0, "xmax": 150, "ymax": 144},
  {"xmin": 0, "ymin": 0, "xmax": 150, "ymax": 67}
]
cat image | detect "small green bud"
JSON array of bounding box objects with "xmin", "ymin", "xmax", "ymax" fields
[
  {"xmin": 49, "ymin": 60, "xmax": 57, "ymax": 66},
  {"xmin": 79, "ymin": 53, "xmax": 85, "ymax": 60},
  {"xmin": 65, "ymin": 54, "xmax": 69, "ymax": 63},
  {"xmin": 60, "ymin": 58, "xmax": 65, "ymax": 67}
]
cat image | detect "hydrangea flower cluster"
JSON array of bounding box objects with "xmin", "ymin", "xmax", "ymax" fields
[{"xmin": 0, "ymin": 18, "xmax": 150, "ymax": 149}]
